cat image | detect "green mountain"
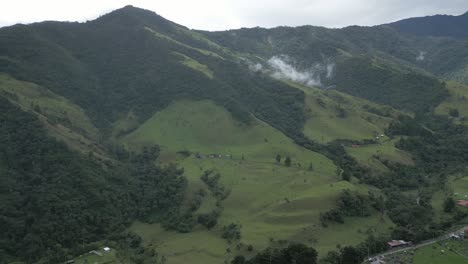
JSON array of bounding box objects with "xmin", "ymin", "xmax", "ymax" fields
[
  {"xmin": 388, "ymin": 11, "xmax": 468, "ymax": 38},
  {"xmin": 1, "ymin": 6, "xmax": 468, "ymax": 264}
]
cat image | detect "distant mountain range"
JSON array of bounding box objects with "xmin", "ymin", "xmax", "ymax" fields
[{"xmin": 388, "ymin": 11, "xmax": 468, "ymax": 38}]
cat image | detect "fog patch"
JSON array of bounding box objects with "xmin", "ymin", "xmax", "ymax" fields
[
  {"xmin": 416, "ymin": 51, "xmax": 426, "ymax": 61},
  {"xmin": 249, "ymin": 63, "xmax": 263, "ymax": 72},
  {"xmin": 266, "ymin": 55, "xmax": 336, "ymax": 87},
  {"xmin": 267, "ymin": 56, "xmax": 322, "ymax": 87},
  {"xmin": 326, "ymin": 63, "xmax": 335, "ymax": 79}
]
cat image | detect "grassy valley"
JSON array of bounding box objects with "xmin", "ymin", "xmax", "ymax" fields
[
  {"xmin": 117, "ymin": 99, "xmax": 395, "ymax": 263},
  {"xmin": 2, "ymin": 5, "xmax": 468, "ymax": 264}
]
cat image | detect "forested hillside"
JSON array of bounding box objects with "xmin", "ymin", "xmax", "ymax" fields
[
  {"xmin": 388, "ymin": 11, "xmax": 468, "ymax": 38},
  {"xmin": 1, "ymin": 5, "xmax": 468, "ymax": 264},
  {"xmin": 0, "ymin": 97, "xmax": 187, "ymax": 263}
]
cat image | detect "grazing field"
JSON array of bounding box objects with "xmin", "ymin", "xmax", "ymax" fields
[
  {"xmin": 346, "ymin": 139, "xmax": 414, "ymax": 174},
  {"xmin": 297, "ymin": 84, "xmax": 398, "ymax": 143},
  {"xmin": 410, "ymin": 242, "xmax": 468, "ymax": 264},
  {"xmin": 451, "ymin": 175, "xmax": 468, "ymax": 200},
  {"xmin": 121, "ymin": 99, "xmax": 328, "ymax": 165},
  {"xmin": 435, "ymin": 81, "xmax": 468, "ymax": 125},
  {"xmin": 124, "ymin": 99, "xmax": 394, "ymax": 264}
]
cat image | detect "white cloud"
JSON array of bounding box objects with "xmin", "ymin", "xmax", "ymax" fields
[
  {"xmin": 0, "ymin": 0, "xmax": 467, "ymax": 30},
  {"xmin": 267, "ymin": 56, "xmax": 322, "ymax": 87}
]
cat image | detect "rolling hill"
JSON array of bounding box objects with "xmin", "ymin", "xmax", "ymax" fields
[{"xmin": 1, "ymin": 5, "xmax": 468, "ymax": 264}]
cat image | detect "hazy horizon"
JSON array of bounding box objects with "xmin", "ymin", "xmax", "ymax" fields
[{"xmin": 1, "ymin": 0, "xmax": 467, "ymax": 31}]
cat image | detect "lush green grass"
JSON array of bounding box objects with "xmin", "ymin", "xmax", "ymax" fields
[
  {"xmin": 0, "ymin": 74, "xmax": 106, "ymax": 156},
  {"xmin": 435, "ymin": 81, "xmax": 468, "ymax": 125},
  {"xmin": 145, "ymin": 27, "xmax": 224, "ymax": 59},
  {"xmin": 292, "ymin": 82, "xmax": 399, "ymax": 143},
  {"xmin": 132, "ymin": 155, "xmax": 391, "ymax": 263},
  {"xmin": 0, "ymin": 73, "xmax": 98, "ymax": 139},
  {"xmin": 451, "ymin": 175, "xmax": 468, "ymax": 200},
  {"xmin": 124, "ymin": 99, "xmax": 394, "ymax": 264},
  {"xmin": 431, "ymin": 175, "xmax": 468, "ymax": 221},
  {"xmin": 121, "ymin": 99, "xmax": 326, "ymax": 165},
  {"xmin": 412, "ymin": 241, "xmax": 467, "ymax": 264},
  {"xmin": 172, "ymin": 52, "xmax": 214, "ymax": 79},
  {"xmin": 74, "ymin": 248, "xmax": 119, "ymax": 264},
  {"xmin": 385, "ymin": 240, "xmax": 468, "ymax": 264},
  {"xmin": 346, "ymin": 139, "xmax": 414, "ymax": 174}
]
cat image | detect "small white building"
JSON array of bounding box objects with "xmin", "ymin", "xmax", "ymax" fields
[{"xmin": 103, "ymin": 247, "xmax": 110, "ymax": 252}]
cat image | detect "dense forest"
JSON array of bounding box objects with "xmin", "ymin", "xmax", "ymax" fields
[{"xmin": 0, "ymin": 98, "xmax": 186, "ymax": 263}]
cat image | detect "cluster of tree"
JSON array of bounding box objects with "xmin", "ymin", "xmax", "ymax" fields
[
  {"xmin": 232, "ymin": 243, "xmax": 318, "ymax": 264},
  {"xmin": 320, "ymin": 190, "xmax": 373, "ymax": 226},
  {"xmin": 334, "ymin": 56, "xmax": 448, "ymax": 113},
  {"xmin": 293, "ymin": 134, "xmax": 368, "ymax": 182},
  {"xmin": 201, "ymin": 170, "xmax": 231, "ymax": 201},
  {"xmin": 222, "ymin": 223, "xmax": 242, "ymax": 242},
  {"xmin": 275, "ymin": 154, "xmax": 292, "ymax": 167},
  {"xmin": 321, "ymin": 234, "xmax": 389, "ymax": 264},
  {"xmin": 196, "ymin": 170, "xmax": 231, "ymax": 230},
  {"xmin": 111, "ymin": 231, "xmax": 161, "ymax": 264},
  {"xmin": 0, "ymin": 98, "xmax": 187, "ymax": 263}
]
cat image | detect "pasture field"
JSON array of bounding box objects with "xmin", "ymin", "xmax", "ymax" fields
[{"xmin": 124, "ymin": 99, "xmax": 394, "ymax": 264}]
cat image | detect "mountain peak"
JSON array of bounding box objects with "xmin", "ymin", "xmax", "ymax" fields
[{"xmin": 92, "ymin": 5, "xmax": 183, "ymax": 30}]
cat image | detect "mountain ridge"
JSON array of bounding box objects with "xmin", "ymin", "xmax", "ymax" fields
[{"xmin": 1, "ymin": 5, "xmax": 468, "ymax": 264}]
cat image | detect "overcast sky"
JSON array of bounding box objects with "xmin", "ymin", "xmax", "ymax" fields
[{"xmin": 1, "ymin": 0, "xmax": 467, "ymax": 31}]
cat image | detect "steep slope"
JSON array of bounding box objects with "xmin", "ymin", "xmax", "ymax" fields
[
  {"xmin": 0, "ymin": 5, "xmax": 305, "ymax": 138},
  {"xmin": 0, "ymin": 73, "xmax": 104, "ymax": 155},
  {"xmin": 0, "ymin": 97, "xmax": 187, "ymax": 263},
  {"xmin": 120, "ymin": 99, "xmax": 393, "ymax": 263},
  {"xmin": 200, "ymin": 26, "xmax": 449, "ymax": 112},
  {"xmin": 2, "ymin": 5, "xmax": 468, "ymax": 264}
]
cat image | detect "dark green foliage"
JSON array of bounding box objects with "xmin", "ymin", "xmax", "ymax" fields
[
  {"xmin": 322, "ymin": 235, "xmax": 389, "ymax": 264},
  {"xmin": 443, "ymin": 197, "xmax": 456, "ymax": 213},
  {"xmin": 241, "ymin": 243, "xmax": 317, "ymax": 264},
  {"xmin": 449, "ymin": 108, "xmax": 460, "ymax": 117},
  {"xmin": 284, "ymin": 156, "xmax": 292, "ymax": 167},
  {"xmin": 384, "ymin": 190, "xmax": 437, "ymax": 242},
  {"xmin": 389, "ymin": 114, "xmax": 468, "ymax": 174},
  {"xmin": 389, "ymin": 12, "xmax": 468, "ymax": 38},
  {"xmin": 320, "ymin": 209, "xmax": 344, "ymax": 226},
  {"xmin": 112, "ymin": 231, "xmax": 159, "ymax": 264},
  {"xmin": 334, "ymin": 56, "xmax": 448, "ymax": 113},
  {"xmin": 222, "ymin": 223, "xmax": 241, "ymax": 241},
  {"xmin": 232, "ymin": 255, "xmax": 247, "ymax": 264},
  {"xmin": 320, "ymin": 190, "xmax": 372, "ymax": 226},
  {"xmin": 201, "ymin": 170, "xmax": 231, "ymax": 201},
  {"xmin": 161, "ymin": 210, "xmax": 195, "ymax": 233},
  {"xmin": 0, "ymin": 7, "xmax": 307, "ymax": 139},
  {"xmin": 335, "ymin": 106, "xmax": 347, "ymax": 118},
  {"xmin": 197, "ymin": 209, "xmax": 221, "ymax": 229},
  {"xmin": 0, "ymin": 98, "xmax": 186, "ymax": 263},
  {"xmin": 275, "ymin": 154, "xmax": 281, "ymax": 164}
]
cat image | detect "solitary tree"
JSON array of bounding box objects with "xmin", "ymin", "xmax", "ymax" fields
[
  {"xmin": 449, "ymin": 108, "xmax": 460, "ymax": 118},
  {"xmin": 285, "ymin": 156, "xmax": 292, "ymax": 167},
  {"xmin": 443, "ymin": 197, "xmax": 456, "ymax": 213},
  {"xmin": 275, "ymin": 154, "xmax": 281, "ymax": 164},
  {"xmin": 308, "ymin": 162, "xmax": 314, "ymax": 171}
]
